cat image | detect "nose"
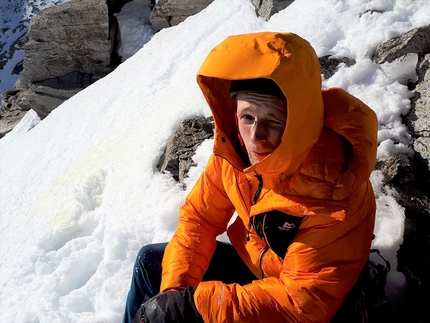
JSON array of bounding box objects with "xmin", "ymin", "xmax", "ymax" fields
[{"xmin": 250, "ymin": 122, "xmax": 266, "ymax": 143}]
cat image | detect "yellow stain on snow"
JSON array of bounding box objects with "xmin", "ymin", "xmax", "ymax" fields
[{"xmin": 25, "ymin": 140, "xmax": 121, "ymax": 229}]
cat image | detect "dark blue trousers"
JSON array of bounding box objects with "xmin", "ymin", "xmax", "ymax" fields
[{"xmin": 122, "ymin": 241, "xmax": 256, "ymax": 323}]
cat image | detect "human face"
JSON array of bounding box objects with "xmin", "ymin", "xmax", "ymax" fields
[{"xmin": 236, "ymin": 93, "xmax": 288, "ymax": 166}]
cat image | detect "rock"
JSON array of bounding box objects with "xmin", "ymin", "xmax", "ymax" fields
[
  {"xmin": 0, "ymin": 88, "xmax": 28, "ymax": 138},
  {"xmin": 150, "ymin": 0, "xmax": 214, "ymax": 32},
  {"xmin": 406, "ymin": 54, "xmax": 430, "ymax": 169},
  {"xmin": 372, "ymin": 27, "xmax": 430, "ymax": 321},
  {"xmin": 0, "ymin": 0, "xmax": 145, "ymax": 135},
  {"xmin": 157, "ymin": 116, "xmax": 214, "ymax": 183},
  {"xmin": 375, "ymin": 154, "xmax": 414, "ymax": 185},
  {"xmin": 319, "ymin": 55, "xmax": 355, "ymax": 79},
  {"xmin": 372, "ymin": 24, "xmax": 430, "ymax": 64},
  {"xmin": 0, "ymin": 0, "xmax": 113, "ymax": 121},
  {"xmin": 251, "ymin": 0, "xmax": 295, "ymax": 20},
  {"xmin": 375, "ymin": 54, "xmax": 430, "ymax": 322},
  {"xmin": 25, "ymin": 0, "xmax": 110, "ymax": 83}
]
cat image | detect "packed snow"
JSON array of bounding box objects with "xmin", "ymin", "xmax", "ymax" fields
[{"xmin": 1, "ymin": 0, "xmax": 429, "ymax": 322}]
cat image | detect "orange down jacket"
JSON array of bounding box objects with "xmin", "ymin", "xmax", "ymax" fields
[{"xmin": 160, "ymin": 32, "xmax": 378, "ymax": 323}]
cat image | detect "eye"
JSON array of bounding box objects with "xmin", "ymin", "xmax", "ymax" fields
[
  {"xmin": 269, "ymin": 119, "xmax": 284, "ymax": 125},
  {"xmin": 240, "ymin": 114, "xmax": 255, "ymax": 124}
]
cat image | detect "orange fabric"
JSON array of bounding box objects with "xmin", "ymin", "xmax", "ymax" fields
[{"xmin": 160, "ymin": 32, "xmax": 378, "ymax": 323}]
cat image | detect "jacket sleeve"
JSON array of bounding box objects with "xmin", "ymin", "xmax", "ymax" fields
[
  {"xmin": 193, "ymin": 180, "xmax": 376, "ymax": 323},
  {"xmin": 160, "ymin": 154, "xmax": 236, "ymax": 291}
]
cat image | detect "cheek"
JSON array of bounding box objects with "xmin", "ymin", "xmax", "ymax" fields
[
  {"xmin": 238, "ymin": 124, "xmax": 249, "ymax": 141},
  {"xmin": 269, "ymin": 128, "xmax": 285, "ymax": 146}
]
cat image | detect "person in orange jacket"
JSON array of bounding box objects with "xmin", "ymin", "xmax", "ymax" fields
[{"xmin": 123, "ymin": 32, "xmax": 378, "ymax": 323}]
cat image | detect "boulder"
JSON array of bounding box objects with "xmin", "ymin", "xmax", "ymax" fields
[
  {"xmin": 319, "ymin": 55, "xmax": 355, "ymax": 79},
  {"xmin": 0, "ymin": 0, "xmax": 112, "ymax": 122},
  {"xmin": 149, "ymin": 0, "xmax": 296, "ymax": 31},
  {"xmin": 150, "ymin": 0, "xmax": 213, "ymax": 32},
  {"xmin": 407, "ymin": 54, "xmax": 430, "ymax": 168},
  {"xmin": 157, "ymin": 116, "xmax": 214, "ymax": 183},
  {"xmin": 372, "ymin": 25, "xmax": 430, "ymax": 64},
  {"xmin": 24, "ymin": 0, "xmax": 110, "ymax": 83},
  {"xmin": 251, "ymin": 0, "xmax": 295, "ymax": 20},
  {"xmin": 0, "ymin": 87, "xmax": 28, "ymax": 138}
]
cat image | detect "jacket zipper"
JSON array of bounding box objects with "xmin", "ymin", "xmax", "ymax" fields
[
  {"xmin": 234, "ymin": 169, "xmax": 250, "ymax": 214},
  {"xmin": 253, "ymin": 174, "xmax": 267, "ymax": 278},
  {"xmin": 247, "ymin": 173, "xmax": 263, "ymax": 241},
  {"xmin": 253, "ymin": 173, "xmax": 263, "ymax": 204},
  {"xmin": 259, "ymin": 246, "xmax": 269, "ymax": 279},
  {"xmin": 233, "ymin": 168, "xmax": 267, "ymax": 277}
]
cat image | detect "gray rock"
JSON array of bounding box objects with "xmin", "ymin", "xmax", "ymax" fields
[
  {"xmin": 415, "ymin": 137, "xmax": 430, "ymax": 166},
  {"xmin": 373, "ymin": 24, "xmax": 430, "ymax": 64},
  {"xmin": 0, "ymin": 88, "xmax": 28, "ymax": 138},
  {"xmin": 24, "ymin": 0, "xmax": 110, "ymax": 83},
  {"xmin": 319, "ymin": 55, "xmax": 355, "ymax": 80},
  {"xmin": 375, "ymin": 154, "xmax": 415, "ymax": 185},
  {"xmin": 373, "ymin": 32, "xmax": 430, "ymax": 320},
  {"xmin": 150, "ymin": 0, "xmax": 214, "ymax": 32},
  {"xmin": 406, "ymin": 54, "xmax": 430, "ymax": 169},
  {"xmin": 251, "ymin": 0, "xmax": 295, "ymax": 20},
  {"xmin": 0, "ymin": 0, "xmax": 113, "ymax": 121},
  {"xmin": 157, "ymin": 116, "xmax": 214, "ymax": 183}
]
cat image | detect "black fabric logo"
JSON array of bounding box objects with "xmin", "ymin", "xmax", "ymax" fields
[{"xmin": 250, "ymin": 211, "xmax": 304, "ymax": 258}]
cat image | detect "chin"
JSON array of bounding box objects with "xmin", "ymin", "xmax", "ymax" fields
[{"xmin": 249, "ymin": 157, "xmax": 263, "ymax": 166}]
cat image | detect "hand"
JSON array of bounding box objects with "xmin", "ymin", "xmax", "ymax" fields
[{"xmin": 134, "ymin": 286, "xmax": 204, "ymax": 323}]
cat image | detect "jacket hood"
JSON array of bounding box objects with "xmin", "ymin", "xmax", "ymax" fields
[{"xmin": 197, "ymin": 32, "xmax": 324, "ymax": 186}]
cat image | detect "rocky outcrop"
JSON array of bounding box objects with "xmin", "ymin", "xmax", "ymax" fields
[
  {"xmin": 0, "ymin": 0, "xmax": 113, "ymax": 136},
  {"xmin": 157, "ymin": 116, "xmax": 214, "ymax": 184},
  {"xmin": 371, "ymin": 24, "xmax": 430, "ymax": 322},
  {"xmin": 0, "ymin": 0, "xmax": 61, "ymax": 138},
  {"xmin": 149, "ymin": 0, "xmax": 297, "ymax": 31},
  {"xmin": 372, "ymin": 25, "xmax": 430, "ymax": 64},
  {"xmin": 0, "ymin": 0, "xmax": 157, "ymax": 138},
  {"xmin": 22, "ymin": 0, "xmax": 111, "ymax": 118},
  {"xmin": 407, "ymin": 54, "xmax": 430, "ymax": 168},
  {"xmin": 150, "ymin": 0, "xmax": 213, "ymax": 32}
]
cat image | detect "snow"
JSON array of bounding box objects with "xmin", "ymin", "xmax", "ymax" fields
[
  {"xmin": 0, "ymin": 0, "xmax": 429, "ymax": 321},
  {"xmin": 114, "ymin": 0, "xmax": 155, "ymax": 61}
]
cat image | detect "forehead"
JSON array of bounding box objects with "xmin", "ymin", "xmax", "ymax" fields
[{"xmin": 236, "ymin": 93, "xmax": 288, "ymax": 116}]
